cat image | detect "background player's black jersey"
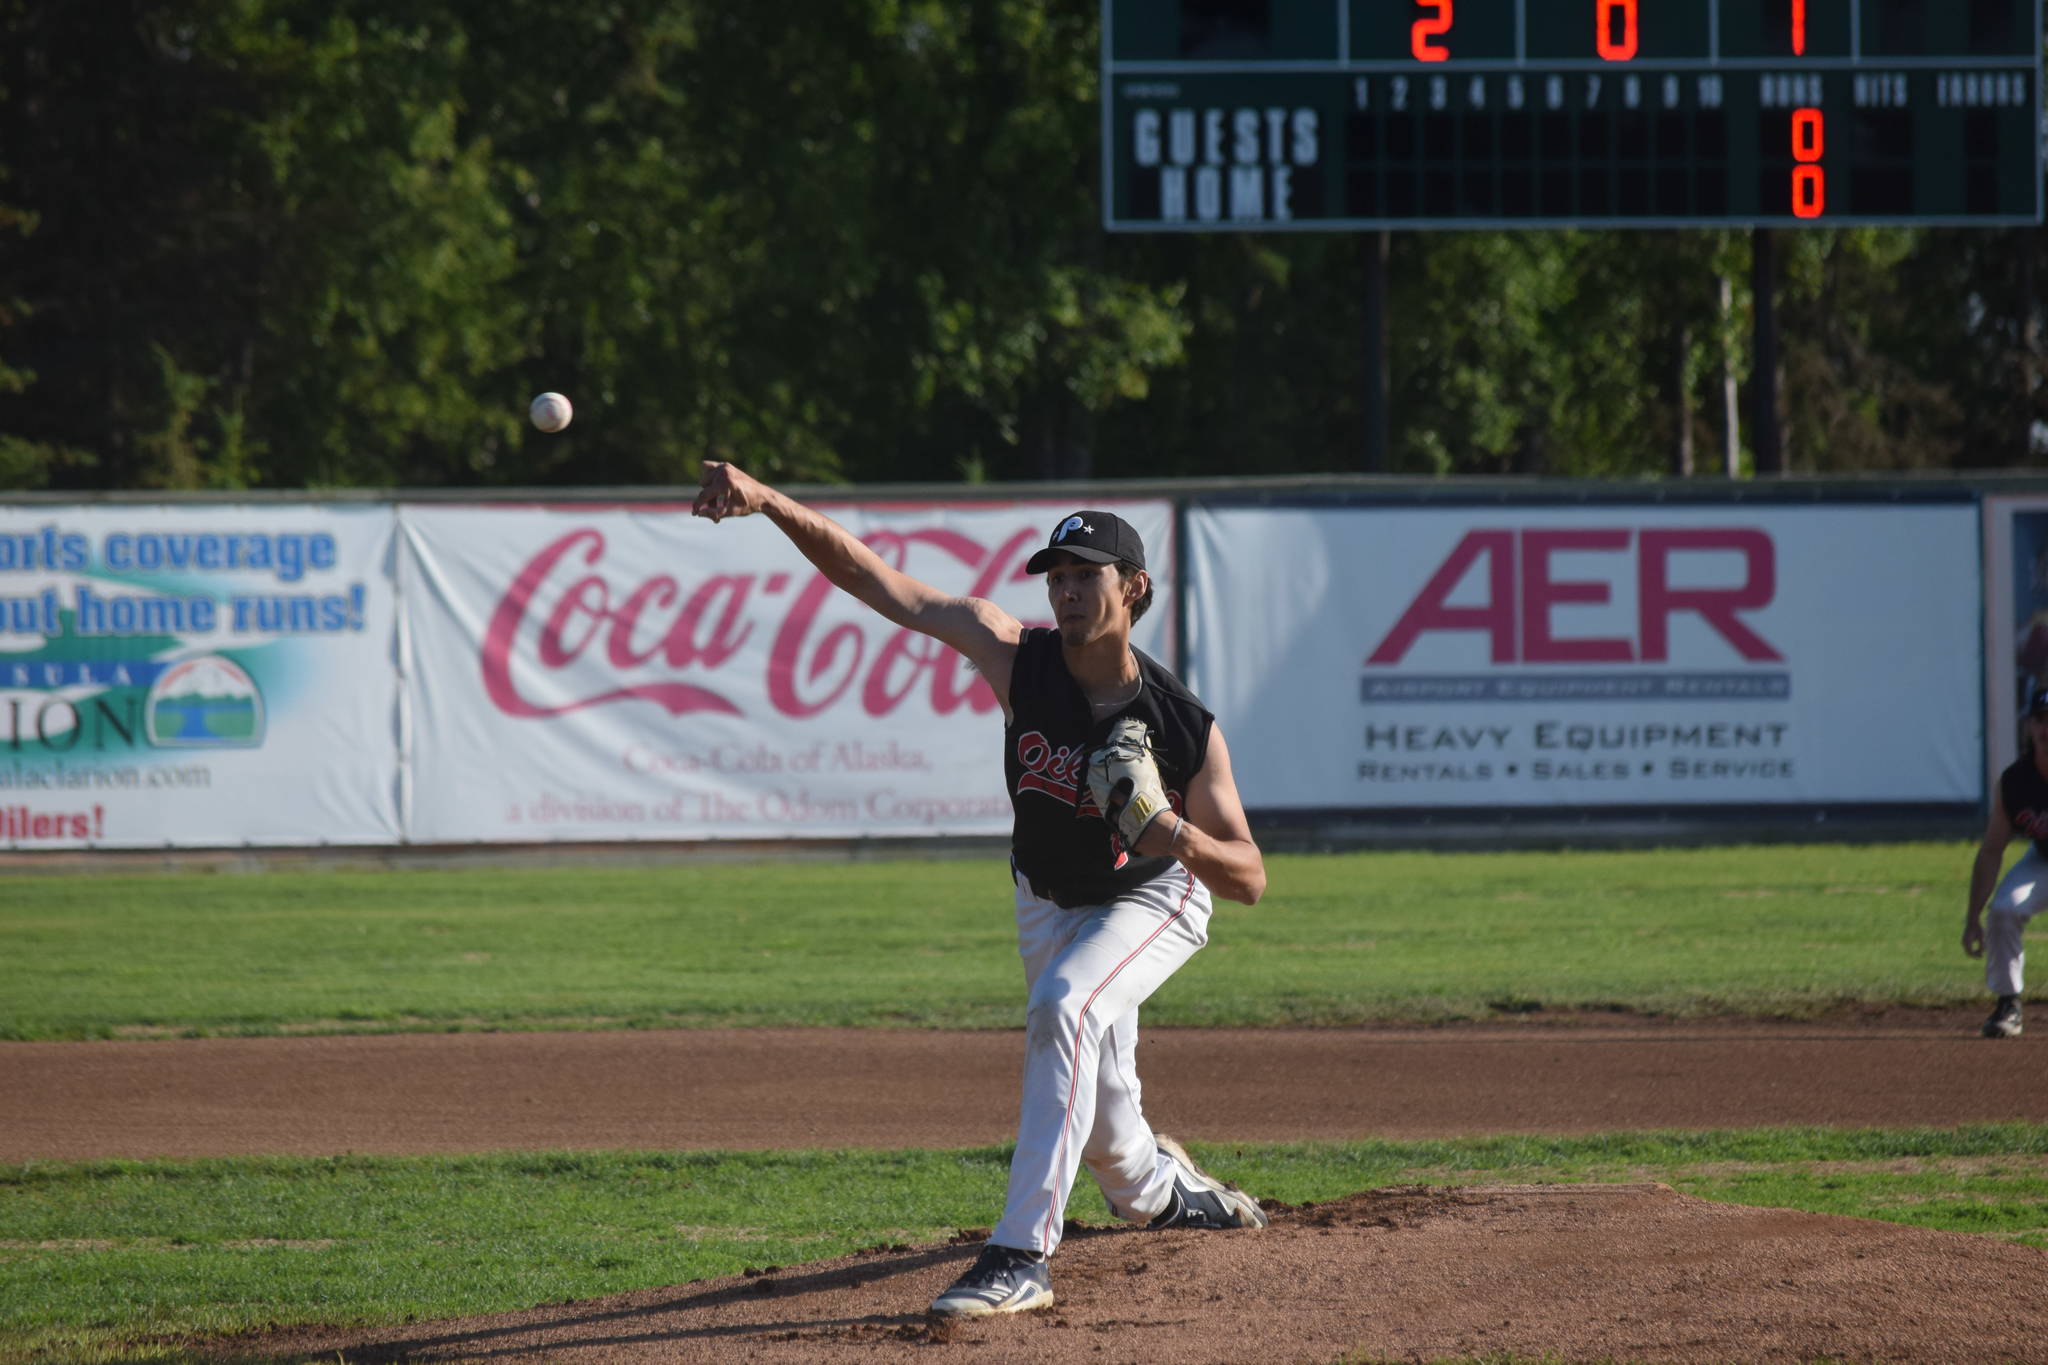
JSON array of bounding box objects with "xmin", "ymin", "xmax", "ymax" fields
[
  {"xmin": 2000, "ymin": 754, "xmax": 2048, "ymax": 858},
  {"xmin": 1003, "ymin": 628, "xmax": 1213, "ymax": 907}
]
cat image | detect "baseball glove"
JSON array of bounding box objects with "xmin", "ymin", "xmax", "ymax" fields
[{"xmin": 1086, "ymin": 716, "xmax": 1170, "ymax": 847}]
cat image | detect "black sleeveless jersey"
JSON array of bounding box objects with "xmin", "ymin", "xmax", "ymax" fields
[
  {"xmin": 1003, "ymin": 627, "xmax": 1214, "ymax": 907},
  {"xmin": 2001, "ymin": 754, "xmax": 2048, "ymax": 856}
]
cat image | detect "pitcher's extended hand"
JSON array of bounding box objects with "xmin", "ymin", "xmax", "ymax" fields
[{"xmin": 693, "ymin": 461, "xmax": 771, "ymax": 523}]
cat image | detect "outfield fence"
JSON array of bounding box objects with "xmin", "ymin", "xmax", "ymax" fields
[{"xmin": 1, "ymin": 474, "xmax": 2035, "ymax": 853}]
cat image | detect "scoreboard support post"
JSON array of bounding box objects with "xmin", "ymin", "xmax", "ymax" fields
[
  {"xmin": 1363, "ymin": 229, "xmax": 1390, "ymax": 473},
  {"xmin": 1751, "ymin": 226, "xmax": 1782, "ymax": 476},
  {"xmin": 1719, "ymin": 272, "xmax": 1741, "ymax": 477}
]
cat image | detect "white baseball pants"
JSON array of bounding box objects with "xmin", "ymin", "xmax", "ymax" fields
[
  {"xmin": 1986, "ymin": 846, "xmax": 2048, "ymax": 997},
  {"xmin": 989, "ymin": 862, "xmax": 1213, "ymax": 1258}
]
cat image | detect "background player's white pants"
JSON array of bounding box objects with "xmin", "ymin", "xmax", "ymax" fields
[
  {"xmin": 1987, "ymin": 846, "xmax": 2048, "ymax": 998},
  {"xmin": 989, "ymin": 863, "xmax": 1213, "ymax": 1258}
]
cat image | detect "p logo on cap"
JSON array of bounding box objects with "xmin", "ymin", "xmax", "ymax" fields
[{"xmin": 1025, "ymin": 510, "xmax": 1146, "ymax": 574}]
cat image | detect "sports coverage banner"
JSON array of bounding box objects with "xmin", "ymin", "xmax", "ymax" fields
[
  {"xmin": 0, "ymin": 505, "xmax": 400, "ymax": 848},
  {"xmin": 1185, "ymin": 503, "xmax": 1980, "ymax": 810},
  {"xmin": 399, "ymin": 501, "xmax": 1173, "ymax": 842}
]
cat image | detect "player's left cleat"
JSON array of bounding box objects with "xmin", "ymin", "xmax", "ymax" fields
[
  {"xmin": 928, "ymin": 1243, "xmax": 1054, "ymax": 1318},
  {"xmin": 1982, "ymin": 995, "xmax": 2024, "ymax": 1039},
  {"xmin": 1147, "ymin": 1133, "xmax": 1269, "ymax": 1231}
]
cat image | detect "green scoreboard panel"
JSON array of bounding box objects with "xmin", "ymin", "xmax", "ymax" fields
[{"xmin": 1103, "ymin": 1, "xmax": 2044, "ymax": 229}]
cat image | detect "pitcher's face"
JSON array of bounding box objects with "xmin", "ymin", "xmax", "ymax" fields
[{"xmin": 1043, "ymin": 554, "xmax": 1137, "ymax": 649}]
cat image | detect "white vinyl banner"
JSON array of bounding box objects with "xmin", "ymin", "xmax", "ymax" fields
[
  {"xmin": 1185, "ymin": 504, "xmax": 1981, "ymax": 810},
  {"xmin": 1982, "ymin": 494, "xmax": 2048, "ymax": 792},
  {"xmin": 400, "ymin": 501, "xmax": 1174, "ymax": 842},
  {"xmin": 0, "ymin": 506, "xmax": 400, "ymax": 848}
]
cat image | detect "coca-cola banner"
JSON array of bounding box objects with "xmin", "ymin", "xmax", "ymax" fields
[
  {"xmin": 0, "ymin": 504, "xmax": 400, "ymax": 848},
  {"xmin": 1184, "ymin": 502, "xmax": 1981, "ymax": 811},
  {"xmin": 399, "ymin": 501, "xmax": 1174, "ymax": 842}
]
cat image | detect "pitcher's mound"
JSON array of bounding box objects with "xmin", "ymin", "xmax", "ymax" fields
[{"xmin": 222, "ymin": 1183, "xmax": 2048, "ymax": 1364}]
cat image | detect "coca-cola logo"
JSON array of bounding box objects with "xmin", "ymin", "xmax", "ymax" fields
[{"xmin": 479, "ymin": 524, "xmax": 1042, "ymax": 720}]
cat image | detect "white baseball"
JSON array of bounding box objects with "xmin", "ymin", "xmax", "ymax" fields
[{"xmin": 529, "ymin": 392, "xmax": 573, "ymax": 433}]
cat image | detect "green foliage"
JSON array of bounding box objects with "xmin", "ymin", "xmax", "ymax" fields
[
  {"xmin": 1774, "ymin": 228, "xmax": 1965, "ymax": 471},
  {"xmin": 0, "ymin": 841, "xmax": 1990, "ymax": 1040},
  {"xmin": 0, "ymin": 0, "xmax": 2039, "ymax": 489},
  {"xmin": 0, "ymin": 37, "xmax": 60, "ymax": 489}
]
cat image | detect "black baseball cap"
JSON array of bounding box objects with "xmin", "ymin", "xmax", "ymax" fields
[
  {"xmin": 1024, "ymin": 510, "xmax": 1146, "ymax": 574},
  {"xmin": 2029, "ymin": 687, "xmax": 2048, "ymax": 717}
]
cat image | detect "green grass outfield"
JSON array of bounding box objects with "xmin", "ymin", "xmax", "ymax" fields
[
  {"xmin": 0, "ymin": 840, "xmax": 2026, "ymax": 1362},
  {"xmin": 4, "ymin": 1127, "xmax": 2046, "ymax": 1363},
  {"xmin": 0, "ymin": 841, "xmax": 1993, "ymax": 1039}
]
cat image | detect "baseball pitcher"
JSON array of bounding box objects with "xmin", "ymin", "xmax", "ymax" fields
[{"xmin": 693, "ymin": 463, "xmax": 1269, "ymax": 1319}]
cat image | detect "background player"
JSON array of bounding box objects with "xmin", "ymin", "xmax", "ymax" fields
[
  {"xmin": 691, "ymin": 460, "xmax": 1269, "ymax": 1319},
  {"xmin": 1963, "ymin": 686, "xmax": 2048, "ymax": 1038}
]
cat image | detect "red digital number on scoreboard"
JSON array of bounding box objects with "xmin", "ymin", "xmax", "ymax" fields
[
  {"xmin": 1406, "ymin": 0, "xmax": 1811, "ymax": 64},
  {"xmin": 1410, "ymin": 0, "xmax": 1452, "ymax": 62},
  {"xmin": 1396, "ymin": 0, "xmax": 1827, "ymax": 219},
  {"xmin": 1792, "ymin": 106, "xmax": 1825, "ymax": 217},
  {"xmin": 1596, "ymin": 0, "xmax": 1638, "ymax": 61}
]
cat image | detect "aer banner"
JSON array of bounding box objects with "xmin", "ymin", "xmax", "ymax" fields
[{"xmin": 1183, "ymin": 503, "xmax": 1981, "ymax": 811}]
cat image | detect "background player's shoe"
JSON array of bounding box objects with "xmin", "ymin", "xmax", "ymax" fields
[
  {"xmin": 928, "ymin": 1244, "xmax": 1052, "ymax": 1318},
  {"xmin": 1147, "ymin": 1133, "xmax": 1269, "ymax": 1230},
  {"xmin": 1982, "ymin": 995, "xmax": 2024, "ymax": 1038}
]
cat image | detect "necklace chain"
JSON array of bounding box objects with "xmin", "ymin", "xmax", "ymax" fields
[{"xmin": 1089, "ymin": 676, "xmax": 1141, "ymax": 712}]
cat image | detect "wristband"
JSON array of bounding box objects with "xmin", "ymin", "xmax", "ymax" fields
[{"xmin": 1168, "ymin": 820, "xmax": 1185, "ymax": 857}]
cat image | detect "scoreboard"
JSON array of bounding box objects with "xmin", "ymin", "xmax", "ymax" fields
[{"xmin": 1103, "ymin": 0, "xmax": 2044, "ymax": 229}]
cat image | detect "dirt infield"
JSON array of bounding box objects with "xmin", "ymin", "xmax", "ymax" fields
[
  {"xmin": 6, "ymin": 1008, "xmax": 2047, "ymax": 1161},
  {"xmin": 227, "ymin": 1184, "xmax": 2048, "ymax": 1365},
  {"xmin": 8, "ymin": 1011, "xmax": 2047, "ymax": 1363}
]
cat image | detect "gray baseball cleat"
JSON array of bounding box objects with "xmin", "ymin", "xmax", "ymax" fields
[
  {"xmin": 1147, "ymin": 1133, "xmax": 1269, "ymax": 1230},
  {"xmin": 1982, "ymin": 995, "xmax": 2024, "ymax": 1039},
  {"xmin": 928, "ymin": 1243, "xmax": 1053, "ymax": 1318}
]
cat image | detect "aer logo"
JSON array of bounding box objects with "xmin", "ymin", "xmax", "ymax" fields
[{"xmin": 1367, "ymin": 528, "xmax": 1783, "ymax": 665}]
